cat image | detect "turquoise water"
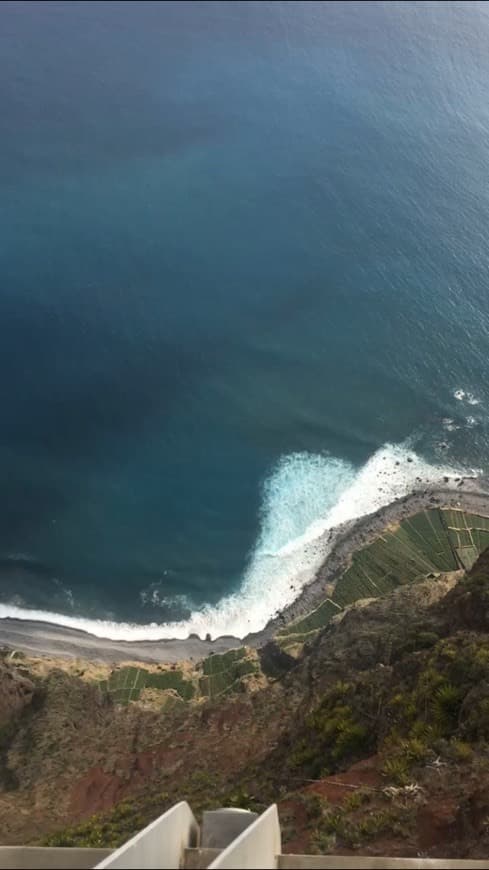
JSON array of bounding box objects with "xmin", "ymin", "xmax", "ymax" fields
[{"xmin": 1, "ymin": 1, "xmax": 489, "ymax": 638}]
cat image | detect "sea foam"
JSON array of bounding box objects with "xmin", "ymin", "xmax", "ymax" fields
[
  {"xmin": 0, "ymin": 444, "xmax": 461, "ymax": 641},
  {"xmin": 454, "ymin": 389, "xmax": 480, "ymax": 405}
]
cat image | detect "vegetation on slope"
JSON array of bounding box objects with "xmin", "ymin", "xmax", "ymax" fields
[
  {"xmin": 37, "ymin": 549, "xmax": 489, "ymax": 857},
  {"xmin": 96, "ymin": 647, "xmax": 259, "ymax": 707},
  {"xmin": 5, "ymin": 510, "xmax": 489, "ymax": 858}
]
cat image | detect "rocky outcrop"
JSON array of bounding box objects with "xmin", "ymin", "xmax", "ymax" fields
[
  {"xmin": 307, "ymin": 571, "xmax": 458, "ymax": 685},
  {"xmin": 0, "ymin": 660, "xmax": 35, "ymax": 729}
]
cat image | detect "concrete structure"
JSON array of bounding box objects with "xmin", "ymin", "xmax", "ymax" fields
[
  {"xmin": 92, "ymin": 801, "xmax": 489, "ymax": 870},
  {"xmin": 95, "ymin": 801, "xmax": 198, "ymax": 869},
  {"xmin": 0, "ymin": 847, "xmax": 111, "ymax": 869},
  {"xmin": 278, "ymin": 859, "xmax": 489, "ymax": 870},
  {"xmin": 208, "ymin": 804, "xmax": 280, "ymax": 869},
  {"xmin": 201, "ymin": 809, "xmax": 258, "ymax": 849},
  {"xmin": 4, "ymin": 803, "xmax": 489, "ymax": 869}
]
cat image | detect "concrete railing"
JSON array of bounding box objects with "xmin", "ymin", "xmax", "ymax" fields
[
  {"xmin": 95, "ymin": 801, "xmax": 199, "ymax": 869},
  {"xmin": 209, "ymin": 804, "xmax": 281, "ymax": 870},
  {"xmin": 279, "ymin": 858, "xmax": 489, "ymax": 869},
  {"xmin": 0, "ymin": 847, "xmax": 111, "ymax": 869},
  {"xmin": 6, "ymin": 803, "xmax": 489, "ymax": 869}
]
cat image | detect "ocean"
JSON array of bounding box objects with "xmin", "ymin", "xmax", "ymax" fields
[{"xmin": 1, "ymin": 0, "xmax": 489, "ymax": 640}]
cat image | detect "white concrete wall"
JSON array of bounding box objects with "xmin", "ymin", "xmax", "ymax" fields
[
  {"xmin": 209, "ymin": 804, "xmax": 281, "ymax": 870},
  {"xmin": 0, "ymin": 847, "xmax": 111, "ymax": 869},
  {"xmin": 279, "ymin": 858, "xmax": 489, "ymax": 869},
  {"xmin": 95, "ymin": 801, "xmax": 199, "ymax": 870}
]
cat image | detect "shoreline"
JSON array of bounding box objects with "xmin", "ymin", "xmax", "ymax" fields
[{"xmin": 1, "ymin": 477, "xmax": 489, "ymax": 665}]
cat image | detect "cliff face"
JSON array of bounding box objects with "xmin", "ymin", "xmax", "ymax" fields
[
  {"xmin": 0, "ymin": 659, "xmax": 35, "ymax": 729},
  {"xmin": 3, "ymin": 553, "xmax": 489, "ymax": 858}
]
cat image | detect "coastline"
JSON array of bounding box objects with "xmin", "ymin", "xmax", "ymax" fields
[
  {"xmin": 1, "ymin": 476, "xmax": 489, "ymax": 664},
  {"xmin": 249, "ymin": 475, "xmax": 489, "ymax": 644}
]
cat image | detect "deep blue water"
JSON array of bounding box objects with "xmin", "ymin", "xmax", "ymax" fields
[{"xmin": 1, "ymin": 1, "xmax": 489, "ymax": 637}]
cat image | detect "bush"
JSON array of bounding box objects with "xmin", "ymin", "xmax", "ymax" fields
[
  {"xmin": 290, "ymin": 683, "xmax": 373, "ymax": 778},
  {"xmin": 381, "ymin": 756, "xmax": 410, "ymax": 786},
  {"xmin": 431, "ymin": 683, "xmax": 464, "ymax": 732},
  {"xmin": 449, "ymin": 739, "xmax": 473, "ymax": 762}
]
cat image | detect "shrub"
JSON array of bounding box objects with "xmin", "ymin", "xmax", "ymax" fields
[
  {"xmin": 290, "ymin": 683, "xmax": 373, "ymax": 778},
  {"xmin": 431, "ymin": 683, "xmax": 464, "ymax": 733},
  {"xmin": 342, "ymin": 789, "xmax": 371, "ymax": 811},
  {"xmin": 381, "ymin": 756, "xmax": 410, "ymax": 786},
  {"xmin": 449, "ymin": 739, "xmax": 473, "ymax": 762}
]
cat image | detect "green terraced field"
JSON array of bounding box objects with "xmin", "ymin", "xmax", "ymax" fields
[
  {"xmin": 276, "ymin": 628, "xmax": 324, "ymax": 652},
  {"xmin": 202, "ymin": 647, "xmax": 246, "ymax": 675},
  {"xmin": 200, "ymin": 648, "xmax": 257, "ymax": 699},
  {"xmin": 100, "ymin": 666, "xmax": 194, "ymax": 705},
  {"xmin": 332, "ymin": 510, "xmax": 457, "ymax": 610},
  {"xmin": 275, "ymin": 509, "xmax": 489, "ymax": 651},
  {"xmin": 100, "ymin": 649, "xmax": 258, "ymax": 706},
  {"xmin": 277, "ymin": 599, "xmax": 340, "ymax": 639},
  {"xmin": 145, "ymin": 670, "xmax": 195, "ymax": 700},
  {"xmin": 457, "ymin": 545, "xmax": 479, "ymax": 570}
]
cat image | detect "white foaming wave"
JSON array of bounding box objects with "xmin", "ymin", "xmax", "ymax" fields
[
  {"xmin": 443, "ymin": 415, "xmax": 479, "ymax": 431},
  {"xmin": 0, "ymin": 444, "xmax": 463, "ymax": 642},
  {"xmin": 454, "ymin": 389, "xmax": 481, "ymax": 405},
  {"xmin": 442, "ymin": 418, "xmax": 460, "ymax": 432}
]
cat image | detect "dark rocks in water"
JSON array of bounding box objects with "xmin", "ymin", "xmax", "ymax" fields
[
  {"xmin": 444, "ymin": 476, "xmax": 450, "ymax": 483},
  {"xmin": 407, "ymin": 457, "xmax": 413, "ymax": 462},
  {"xmin": 440, "ymin": 442, "xmax": 448, "ymax": 449}
]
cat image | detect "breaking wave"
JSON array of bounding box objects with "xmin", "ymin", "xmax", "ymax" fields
[{"xmin": 0, "ymin": 444, "xmax": 462, "ymax": 641}]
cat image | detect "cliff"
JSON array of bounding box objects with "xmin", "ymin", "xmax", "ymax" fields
[{"xmin": 3, "ymin": 545, "xmax": 489, "ymax": 859}]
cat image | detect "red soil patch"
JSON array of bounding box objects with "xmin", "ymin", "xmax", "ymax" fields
[
  {"xmin": 70, "ymin": 767, "xmax": 125, "ymax": 817},
  {"xmin": 303, "ymin": 755, "xmax": 383, "ymax": 802}
]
